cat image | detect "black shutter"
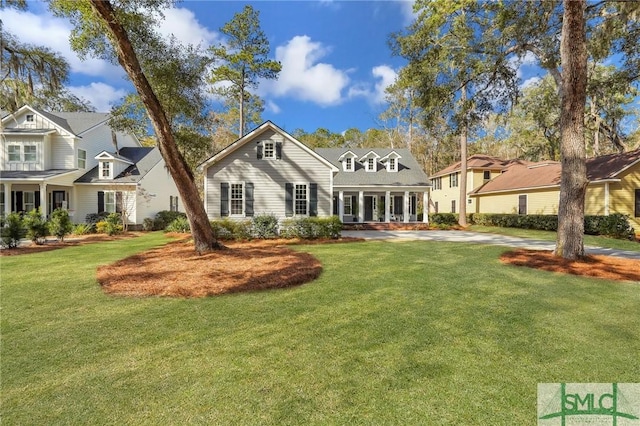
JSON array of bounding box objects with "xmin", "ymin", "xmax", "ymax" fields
[
  {"xmin": 333, "ymin": 196, "xmax": 338, "ymax": 215},
  {"xmin": 276, "ymin": 142, "xmax": 282, "ymax": 159},
  {"xmin": 245, "ymin": 182, "xmax": 254, "ymax": 217},
  {"xmin": 220, "ymin": 182, "xmax": 229, "ymax": 216},
  {"xmin": 394, "ymin": 196, "xmax": 403, "ymax": 215},
  {"xmin": 35, "ymin": 191, "xmax": 41, "ymax": 211},
  {"xmin": 16, "ymin": 191, "xmax": 23, "ymax": 212},
  {"xmin": 98, "ymin": 191, "xmax": 105, "ymax": 213},
  {"xmin": 116, "ymin": 192, "xmax": 123, "ymax": 213},
  {"xmin": 309, "ymin": 183, "xmax": 318, "ymax": 217},
  {"xmin": 285, "ymin": 183, "xmax": 293, "ymax": 217},
  {"xmin": 257, "ymin": 142, "xmax": 263, "ymax": 159},
  {"xmin": 175, "ymin": 196, "xmax": 179, "ymax": 212},
  {"xmin": 411, "ymin": 195, "xmax": 417, "ymax": 215},
  {"xmin": 11, "ymin": 191, "xmax": 16, "ymax": 212}
]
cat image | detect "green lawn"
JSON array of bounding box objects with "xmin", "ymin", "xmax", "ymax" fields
[
  {"xmin": 2, "ymin": 233, "xmax": 639, "ymax": 425},
  {"xmin": 468, "ymin": 224, "xmax": 640, "ymax": 251}
]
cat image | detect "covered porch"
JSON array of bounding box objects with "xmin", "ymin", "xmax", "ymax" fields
[
  {"xmin": 333, "ymin": 187, "xmax": 429, "ymax": 224},
  {"xmin": 1, "ymin": 170, "xmax": 78, "ymax": 219}
]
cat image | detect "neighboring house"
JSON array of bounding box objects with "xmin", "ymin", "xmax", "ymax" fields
[
  {"xmin": 1, "ymin": 105, "xmax": 182, "ymax": 226},
  {"xmin": 200, "ymin": 121, "xmax": 431, "ymax": 224},
  {"xmin": 429, "ymin": 154, "xmax": 530, "ymax": 214},
  {"xmin": 468, "ymin": 149, "xmax": 640, "ymax": 231}
]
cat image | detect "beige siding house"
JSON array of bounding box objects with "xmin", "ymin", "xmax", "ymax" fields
[
  {"xmin": 468, "ymin": 149, "xmax": 640, "ymax": 231},
  {"xmin": 1, "ymin": 105, "xmax": 182, "ymax": 226},
  {"xmin": 201, "ymin": 121, "xmax": 431, "ymax": 224}
]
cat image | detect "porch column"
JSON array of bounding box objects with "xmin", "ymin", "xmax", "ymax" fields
[
  {"xmin": 384, "ymin": 191, "xmax": 390, "ymax": 222},
  {"xmin": 338, "ymin": 191, "xmax": 344, "ymax": 221},
  {"xmin": 358, "ymin": 191, "xmax": 364, "ymax": 223},
  {"xmin": 604, "ymin": 182, "xmax": 610, "ymax": 216},
  {"xmin": 423, "ymin": 191, "xmax": 429, "ymax": 223},
  {"xmin": 3, "ymin": 183, "xmax": 11, "ymax": 216},
  {"xmin": 39, "ymin": 182, "xmax": 47, "ymax": 217},
  {"xmin": 404, "ymin": 191, "xmax": 410, "ymax": 223}
]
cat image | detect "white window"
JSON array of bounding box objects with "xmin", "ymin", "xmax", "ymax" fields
[
  {"xmin": 104, "ymin": 191, "xmax": 116, "ymax": 213},
  {"xmin": 367, "ymin": 158, "xmax": 375, "ymax": 172},
  {"xmin": 344, "ymin": 196, "xmax": 353, "ymax": 215},
  {"xmin": 8, "ymin": 145, "xmax": 20, "ymax": 162},
  {"xmin": 26, "ymin": 114, "xmax": 34, "ymax": 122},
  {"xmin": 345, "ymin": 157, "xmax": 353, "ymax": 171},
  {"xmin": 389, "ymin": 158, "xmax": 396, "ymax": 171},
  {"xmin": 101, "ymin": 161, "xmax": 111, "ymax": 179},
  {"xmin": 230, "ymin": 183, "xmax": 244, "ymax": 215},
  {"xmin": 295, "ymin": 184, "xmax": 307, "ymax": 215},
  {"xmin": 78, "ymin": 149, "xmax": 87, "ymax": 169},
  {"xmin": 263, "ymin": 141, "xmax": 275, "ymax": 159},
  {"xmin": 23, "ymin": 191, "xmax": 35, "ymax": 212},
  {"xmin": 24, "ymin": 145, "xmax": 37, "ymax": 162},
  {"xmin": 433, "ymin": 177, "xmax": 442, "ymax": 190}
]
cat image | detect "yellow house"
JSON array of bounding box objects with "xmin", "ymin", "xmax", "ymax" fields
[
  {"xmin": 429, "ymin": 154, "xmax": 530, "ymax": 214},
  {"xmin": 468, "ymin": 149, "xmax": 640, "ymax": 231}
]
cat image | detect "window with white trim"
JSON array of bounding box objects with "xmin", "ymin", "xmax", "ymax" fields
[
  {"xmin": 367, "ymin": 158, "xmax": 375, "ymax": 172},
  {"xmin": 8, "ymin": 145, "xmax": 20, "ymax": 162},
  {"xmin": 483, "ymin": 170, "xmax": 491, "ymax": 180},
  {"xmin": 78, "ymin": 149, "xmax": 87, "ymax": 169},
  {"xmin": 295, "ymin": 184, "xmax": 307, "ymax": 215},
  {"xmin": 104, "ymin": 191, "xmax": 116, "ymax": 213},
  {"xmin": 101, "ymin": 161, "xmax": 111, "ymax": 179},
  {"xmin": 170, "ymin": 195, "xmax": 179, "ymax": 212},
  {"xmin": 389, "ymin": 158, "xmax": 396, "ymax": 171},
  {"xmin": 23, "ymin": 145, "xmax": 37, "ymax": 162},
  {"xmin": 345, "ymin": 157, "xmax": 353, "ymax": 171},
  {"xmin": 26, "ymin": 114, "xmax": 34, "ymax": 122},
  {"xmin": 230, "ymin": 183, "xmax": 244, "ymax": 215},
  {"xmin": 263, "ymin": 141, "xmax": 275, "ymax": 159},
  {"xmin": 432, "ymin": 177, "xmax": 442, "ymax": 190},
  {"xmin": 23, "ymin": 191, "xmax": 36, "ymax": 212},
  {"xmin": 344, "ymin": 195, "xmax": 353, "ymax": 215}
]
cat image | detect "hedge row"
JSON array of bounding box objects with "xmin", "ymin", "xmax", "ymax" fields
[
  {"xmin": 430, "ymin": 212, "xmax": 635, "ymax": 239},
  {"xmin": 209, "ymin": 214, "xmax": 343, "ymax": 241}
]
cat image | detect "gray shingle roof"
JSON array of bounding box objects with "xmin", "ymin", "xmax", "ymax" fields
[
  {"xmin": 29, "ymin": 107, "xmax": 110, "ymax": 136},
  {"xmin": 75, "ymin": 147, "xmax": 161, "ymax": 184},
  {"xmin": 315, "ymin": 148, "xmax": 431, "ymax": 187},
  {"xmin": 0, "ymin": 169, "xmax": 76, "ymax": 180}
]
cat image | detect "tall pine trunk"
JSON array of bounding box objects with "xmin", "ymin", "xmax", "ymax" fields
[
  {"xmin": 458, "ymin": 84, "xmax": 468, "ymax": 227},
  {"xmin": 555, "ymin": 0, "xmax": 588, "ymax": 260},
  {"xmin": 89, "ymin": 0, "xmax": 221, "ymax": 254}
]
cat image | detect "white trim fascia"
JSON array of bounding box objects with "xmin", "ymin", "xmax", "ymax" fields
[
  {"xmin": 469, "ymin": 178, "xmax": 621, "ymax": 197},
  {"xmin": 1, "ymin": 105, "xmax": 77, "ymax": 138}
]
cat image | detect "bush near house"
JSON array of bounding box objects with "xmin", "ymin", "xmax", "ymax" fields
[
  {"xmin": 165, "ymin": 216, "xmax": 191, "ymax": 233},
  {"xmin": 96, "ymin": 213, "xmax": 123, "ymax": 236},
  {"xmin": 469, "ymin": 213, "xmax": 635, "ymax": 240},
  {"xmin": 252, "ymin": 213, "xmax": 279, "ymax": 239},
  {"xmin": 280, "ymin": 216, "xmax": 343, "ymax": 239},
  {"xmin": 23, "ymin": 208, "xmax": 48, "ymax": 245},
  {"xmin": 0, "ymin": 213, "xmax": 25, "ymax": 249},
  {"xmin": 210, "ymin": 218, "xmax": 253, "ymax": 241},
  {"xmin": 49, "ymin": 208, "xmax": 73, "ymax": 242}
]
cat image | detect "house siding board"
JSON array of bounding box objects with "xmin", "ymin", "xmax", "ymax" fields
[
  {"xmin": 50, "ymin": 135, "xmax": 75, "ymax": 169},
  {"xmin": 206, "ymin": 130, "xmax": 332, "ymax": 220},
  {"xmin": 136, "ymin": 159, "xmax": 183, "ymax": 222},
  {"xmin": 610, "ymin": 164, "xmax": 640, "ymax": 230},
  {"xmin": 585, "ymin": 185, "xmax": 606, "ymax": 216}
]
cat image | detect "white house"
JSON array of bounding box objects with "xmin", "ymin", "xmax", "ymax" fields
[{"xmin": 1, "ymin": 105, "xmax": 182, "ymax": 226}]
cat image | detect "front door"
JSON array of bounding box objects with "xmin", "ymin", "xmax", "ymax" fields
[
  {"xmin": 52, "ymin": 191, "xmax": 66, "ymax": 213},
  {"xmin": 364, "ymin": 196, "xmax": 374, "ymax": 221}
]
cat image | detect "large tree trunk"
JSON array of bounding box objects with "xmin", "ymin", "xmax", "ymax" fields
[
  {"xmin": 458, "ymin": 84, "xmax": 468, "ymax": 227},
  {"xmin": 89, "ymin": 0, "xmax": 221, "ymax": 253},
  {"xmin": 555, "ymin": 0, "xmax": 588, "ymax": 260}
]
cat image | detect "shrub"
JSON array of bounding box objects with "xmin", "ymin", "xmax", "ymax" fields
[
  {"xmin": 584, "ymin": 213, "xmax": 635, "ymax": 239},
  {"xmin": 72, "ymin": 223, "xmax": 94, "ymax": 235},
  {"xmin": 429, "ymin": 213, "xmax": 458, "ymax": 226},
  {"xmin": 280, "ymin": 216, "xmax": 342, "ymax": 239},
  {"xmin": 252, "ymin": 213, "xmax": 279, "ymax": 239},
  {"xmin": 142, "ymin": 218, "xmax": 155, "ymax": 231},
  {"xmin": 165, "ymin": 216, "xmax": 191, "ymax": 233},
  {"xmin": 23, "ymin": 208, "xmax": 48, "ymax": 245},
  {"xmin": 49, "ymin": 208, "xmax": 73, "ymax": 241},
  {"xmin": 210, "ymin": 218, "xmax": 253, "ymax": 241},
  {"xmin": 0, "ymin": 213, "xmax": 25, "ymax": 249},
  {"xmin": 85, "ymin": 212, "xmax": 109, "ymax": 225},
  {"xmin": 96, "ymin": 213, "xmax": 123, "ymax": 236},
  {"xmin": 154, "ymin": 210, "xmax": 187, "ymax": 230}
]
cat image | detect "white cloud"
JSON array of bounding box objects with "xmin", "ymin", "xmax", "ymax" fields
[
  {"xmin": 2, "ymin": 9, "xmax": 124, "ymax": 79},
  {"xmin": 348, "ymin": 65, "xmax": 398, "ymax": 104},
  {"xmin": 395, "ymin": 0, "xmax": 417, "ymax": 25},
  {"xmin": 156, "ymin": 8, "xmax": 219, "ymax": 47},
  {"xmin": 69, "ymin": 83, "xmax": 128, "ymax": 112},
  {"xmin": 263, "ymin": 36, "xmax": 350, "ymax": 106},
  {"xmin": 266, "ymin": 100, "xmax": 281, "ymax": 114}
]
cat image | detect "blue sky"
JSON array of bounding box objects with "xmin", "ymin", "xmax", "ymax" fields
[{"xmin": 3, "ymin": 1, "xmax": 554, "ymax": 135}]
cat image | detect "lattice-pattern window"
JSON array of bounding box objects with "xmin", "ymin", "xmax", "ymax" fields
[
  {"xmin": 264, "ymin": 142, "xmax": 275, "ymax": 159},
  {"xmin": 345, "ymin": 157, "xmax": 353, "ymax": 171},
  {"xmin": 344, "ymin": 196, "xmax": 353, "ymax": 215},
  {"xmin": 367, "ymin": 158, "xmax": 375, "ymax": 171},
  {"xmin": 230, "ymin": 183, "xmax": 243, "ymax": 215},
  {"xmin": 24, "ymin": 145, "xmax": 37, "ymax": 162},
  {"xmin": 101, "ymin": 161, "xmax": 111, "ymax": 178},
  {"xmin": 8, "ymin": 145, "xmax": 20, "ymax": 162},
  {"xmin": 295, "ymin": 184, "xmax": 307, "ymax": 215},
  {"xmin": 389, "ymin": 158, "xmax": 396, "ymax": 171}
]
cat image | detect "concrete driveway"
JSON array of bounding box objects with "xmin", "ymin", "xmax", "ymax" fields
[{"xmin": 342, "ymin": 230, "xmax": 640, "ymax": 260}]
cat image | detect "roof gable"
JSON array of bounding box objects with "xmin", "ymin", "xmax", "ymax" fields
[{"xmin": 199, "ymin": 121, "xmax": 338, "ymax": 172}]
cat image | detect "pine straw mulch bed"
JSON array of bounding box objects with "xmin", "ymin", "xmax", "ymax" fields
[
  {"xmin": 97, "ymin": 236, "xmax": 362, "ymax": 298},
  {"xmin": 500, "ymin": 249, "xmax": 640, "ymax": 283},
  {"xmin": 0, "ymin": 233, "xmax": 142, "ymax": 256}
]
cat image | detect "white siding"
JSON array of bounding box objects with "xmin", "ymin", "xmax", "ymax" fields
[
  {"xmin": 50, "ymin": 135, "xmax": 75, "ymax": 169},
  {"xmin": 205, "ymin": 129, "xmax": 333, "ymax": 220},
  {"xmin": 74, "ymin": 185, "xmax": 137, "ymax": 224},
  {"xmin": 137, "ymin": 160, "xmax": 183, "ymax": 221}
]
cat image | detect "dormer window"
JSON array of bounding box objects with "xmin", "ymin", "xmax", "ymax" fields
[
  {"xmin": 338, "ymin": 151, "xmax": 358, "ymax": 172},
  {"xmin": 367, "ymin": 158, "xmax": 375, "ymax": 171},
  {"xmin": 345, "ymin": 157, "xmax": 353, "ymax": 171},
  {"xmin": 389, "ymin": 158, "xmax": 396, "ymax": 172},
  {"xmin": 101, "ymin": 161, "xmax": 112, "ymax": 179},
  {"xmin": 380, "ymin": 151, "xmax": 401, "ymax": 173}
]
